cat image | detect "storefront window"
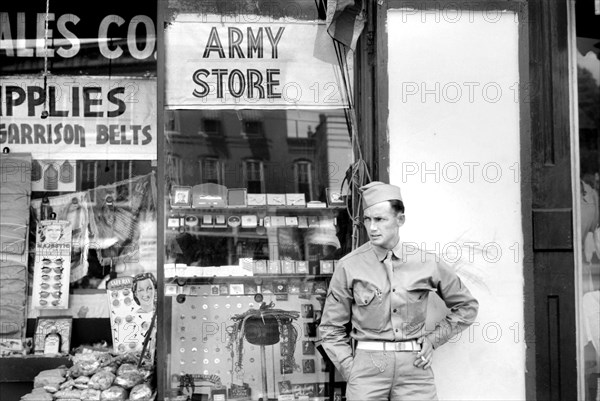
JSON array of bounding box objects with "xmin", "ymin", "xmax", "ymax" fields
[
  {"xmin": 575, "ymin": 3, "xmax": 600, "ymax": 399},
  {"xmin": 162, "ymin": 1, "xmax": 353, "ymax": 399},
  {"xmin": 0, "ymin": 0, "xmax": 158, "ymax": 399}
]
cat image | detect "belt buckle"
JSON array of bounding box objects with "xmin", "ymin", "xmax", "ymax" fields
[{"xmin": 384, "ymin": 342, "xmax": 402, "ymax": 351}]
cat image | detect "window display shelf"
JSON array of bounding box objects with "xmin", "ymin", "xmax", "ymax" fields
[
  {"xmin": 169, "ymin": 206, "xmax": 345, "ymax": 213},
  {"xmin": 165, "ymin": 273, "xmax": 333, "ymax": 285}
]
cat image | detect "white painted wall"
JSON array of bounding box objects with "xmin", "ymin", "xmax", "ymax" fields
[{"xmin": 387, "ymin": 8, "xmax": 525, "ymax": 400}]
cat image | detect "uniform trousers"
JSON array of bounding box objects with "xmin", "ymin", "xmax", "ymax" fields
[{"xmin": 345, "ymin": 349, "xmax": 438, "ymax": 401}]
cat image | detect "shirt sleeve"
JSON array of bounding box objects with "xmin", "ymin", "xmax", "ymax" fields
[
  {"xmin": 425, "ymin": 261, "xmax": 479, "ymax": 349},
  {"xmin": 318, "ymin": 261, "xmax": 354, "ymax": 379}
]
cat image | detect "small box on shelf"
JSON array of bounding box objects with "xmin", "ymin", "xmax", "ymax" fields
[
  {"xmin": 273, "ymin": 281, "xmax": 288, "ymax": 294},
  {"xmin": 267, "ymin": 193, "xmax": 286, "ymax": 206},
  {"xmin": 253, "ymin": 260, "xmax": 268, "ymax": 274},
  {"xmin": 268, "ymin": 260, "xmax": 281, "ymax": 274},
  {"xmin": 239, "ymin": 258, "xmax": 255, "ymax": 273},
  {"xmin": 285, "ymin": 193, "xmax": 306, "ymax": 207},
  {"xmin": 214, "ymin": 215, "xmax": 227, "ymax": 228},
  {"xmin": 320, "ymin": 260, "xmax": 334, "ymax": 274},
  {"xmin": 201, "ymin": 215, "xmax": 213, "ymax": 228},
  {"xmin": 295, "ymin": 261, "xmax": 309, "ymax": 274},
  {"xmin": 285, "ymin": 216, "xmax": 299, "ymax": 227},
  {"xmin": 227, "ymin": 188, "xmax": 247, "ymax": 207},
  {"xmin": 247, "ymin": 193, "xmax": 267, "ymax": 206},
  {"xmin": 281, "ymin": 260, "xmax": 295, "ymax": 274},
  {"xmin": 241, "ymin": 215, "xmax": 258, "ymax": 228},
  {"xmin": 245, "ymin": 283, "xmax": 257, "ymax": 294},
  {"xmin": 229, "ymin": 283, "xmax": 244, "ymax": 295},
  {"xmin": 171, "ymin": 186, "xmax": 192, "ymax": 208}
]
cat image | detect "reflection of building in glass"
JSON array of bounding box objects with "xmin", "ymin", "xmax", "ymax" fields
[
  {"xmin": 200, "ymin": 157, "xmax": 223, "ymax": 184},
  {"xmin": 165, "ymin": 109, "xmax": 352, "ymax": 202}
]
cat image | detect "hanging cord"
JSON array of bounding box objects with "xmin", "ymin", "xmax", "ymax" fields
[
  {"xmin": 41, "ymin": 0, "xmax": 51, "ymax": 118},
  {"xmin": 333, "ymin": 40, "xmax": 371, "ymax": 249}
]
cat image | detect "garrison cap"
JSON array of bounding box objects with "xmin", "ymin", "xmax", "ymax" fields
[{"xmin": 359, "ymin": 181, "xmax": 402, "ymax": 209}]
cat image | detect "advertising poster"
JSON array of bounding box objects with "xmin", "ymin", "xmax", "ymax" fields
[
  {"xmin": 31, "ymin": 220, "xmax": 72, "ymax": 309},
  {"xmin": 106, "ymin": 274, "xmax": 156, "ymax": 364},
  {"xmin": 0, "ymin": 75, "xmax": 157, "ymax": 160}
]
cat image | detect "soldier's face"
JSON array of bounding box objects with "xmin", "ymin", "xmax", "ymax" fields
[{"xmin": 363, "ymin": 201, "xmax": 404, "ymax": 250}]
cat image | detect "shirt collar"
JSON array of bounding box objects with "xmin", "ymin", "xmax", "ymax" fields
[{"xmin": 371, "ymin": 240, "xmax": 404, "ymax": 262}]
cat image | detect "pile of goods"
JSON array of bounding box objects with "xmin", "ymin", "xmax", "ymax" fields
[{"xmin": 20, "ymin": 349, "xmax": 155, "ymax": 401}]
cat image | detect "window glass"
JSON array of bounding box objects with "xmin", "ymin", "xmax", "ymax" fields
[
  {"xmin": 162, "ymin": 1, "xmax": 353, "ymax": 398},
  {"xmin": 575, "ymin": 4, "xmax": 600, "ymax": 399},
  {"xmin": 0, "ymin": 1, "xmax": 158, "ymax": 370}
]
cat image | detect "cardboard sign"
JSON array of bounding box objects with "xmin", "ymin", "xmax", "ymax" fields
[
  {"xmin": 165, "ymin": 16, "xmax": 349, "ymax": 109},
  {"xmin": 106, "ymin": 274, "xmax": 156, "ymax": 362},
  {"xmin": 0, "ymin": 76, "xmax": 157, "ymax": 160},
  {"xmin": 32, "ymin": 220, "xmax": 72, "ymax": 309}
]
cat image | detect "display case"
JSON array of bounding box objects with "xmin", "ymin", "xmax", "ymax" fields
[{"xmin": 161, "ymin": 108, "xmax": 354, "ymax": 399}]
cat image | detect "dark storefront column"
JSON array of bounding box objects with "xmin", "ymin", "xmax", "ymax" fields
[{"xmin": 529, "ymin": 0, "xmax": 577, "ymax": 399}]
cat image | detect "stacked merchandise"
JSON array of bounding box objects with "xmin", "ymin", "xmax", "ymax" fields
[
  {"xmin": 0, "ymin": 153, "xmax": 32, "ymax": 348},
  {"xmin": 20, "ymin": 348, "xmax": 155, "ymax": 401}
]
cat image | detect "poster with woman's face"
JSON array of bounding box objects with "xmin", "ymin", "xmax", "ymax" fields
[
  {"xmin": 106, "ymin": 273, "xmax": 156, "ymax": 363},
  {"xmin": 32, "ymin": 220, "xmax": 72, "ymax": 309},
  {"xmin": 132, "ymin": 274, "xmax": 157, "ymax": 313}
]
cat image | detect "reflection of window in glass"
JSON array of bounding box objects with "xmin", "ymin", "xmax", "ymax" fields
[
  {"xmin": 200, "ymin": 158, "xmax": 223, "ymax": 184},
  {"xmin": 574, "ymin": 22, "xmax": 600, "ymax": 400},
  {"xmin": 80, "ymin": 161, "xmax": 98, "ymax": 192},
  {"xmin": 294, "ymin": 161, "xmax": 313, "ymax": 200},
  {"xmin": 286, "ymin": 110, "xmax": 319, "ymax": 138},
  {"xmin": 168, "ymin": 154, "xmax": 183, "ymax": 184},
  {"xmin": 244, "ymin": 160, "xmax": 264, "ymax": 193},
  {"xmin": 115, "ymin": 160, "xmax": 132, "ymax": 182},
  {"xmin": 241, "ymin": 121, "xmax": 263, "ymax": 139},
  {"xmin": 200, "ymin": 119, "xmax": 221, "ymax": 137}
]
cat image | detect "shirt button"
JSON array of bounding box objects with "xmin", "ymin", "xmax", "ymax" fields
[
  {"xmin": 392, "ymin": 288, "xmax": 396, "ymax": 292},
  {"xmin": 393, "ymin": 309, "xmax": 397, "ymax": 313},
  {"xmin": 395, "ymin": 329, "xmax": 399, "ymax": 333}
]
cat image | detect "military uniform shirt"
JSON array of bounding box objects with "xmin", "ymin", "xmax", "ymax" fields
[{"xmin": 319, "ymin": 241, "xmax": 479, "ymax": 377}]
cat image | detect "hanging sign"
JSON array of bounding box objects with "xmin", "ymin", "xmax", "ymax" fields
[
  {"xmin": 0, "ymin": 75, "xmax": 156, "ymax": 160},
  {"xmin": 165, "ymin": 15, "xmax": 349, "ymax": 109}
]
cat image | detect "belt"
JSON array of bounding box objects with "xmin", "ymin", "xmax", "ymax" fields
[{"xmin": 356, "ymin": 340, "xmax": 420, "ymax": 352}]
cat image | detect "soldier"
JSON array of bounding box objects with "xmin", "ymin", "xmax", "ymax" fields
[{"xmin": 319, "ymin": 181, "xmax": 479, "ymax": 400}]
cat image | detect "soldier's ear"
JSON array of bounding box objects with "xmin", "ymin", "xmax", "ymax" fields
[{"xmin": 397, "ymin": 213, "xmax": 406, "ymax": 226}]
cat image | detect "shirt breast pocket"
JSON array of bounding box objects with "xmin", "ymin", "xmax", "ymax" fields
[
  {"xmin": 406, "ymin": 286, "xmax": 435, "ymax": 322},
  {"xmin": 352, "ymin": 280, "xmax": 385, "ymax": 332}
]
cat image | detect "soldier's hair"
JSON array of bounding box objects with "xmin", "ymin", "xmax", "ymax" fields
[{"xmin": 389, "ymin": 199, "xmax": 405, "ymax": 214}]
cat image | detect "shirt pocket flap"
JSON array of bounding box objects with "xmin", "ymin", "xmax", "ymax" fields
[
  {"xmin": 353, "ymin": 281, "xmax": 377, "ymax": 306},
  {"xmin": 406, "ymin": 285, "xmax": 436, "ymax": 299}
]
